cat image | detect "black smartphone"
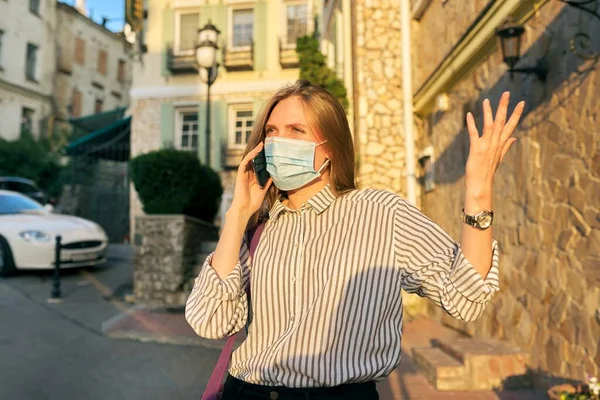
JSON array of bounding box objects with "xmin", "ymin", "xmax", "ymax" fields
[{"xmin": 251, "ymin": 149, "xmax": 270, "ymax": 188}]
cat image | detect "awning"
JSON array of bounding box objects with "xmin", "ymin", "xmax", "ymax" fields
[
  {"xmin": 65, "ymin": 116, "xmax": 131, "ymax": 161},
  {"xmin": 69, "ymin": 107, "xmax": 127, "ymax": 134}
]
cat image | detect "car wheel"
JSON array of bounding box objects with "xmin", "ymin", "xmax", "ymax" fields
[{"xmin": 0, "ymin": 236, "xmax": 16, "ymax": 277}]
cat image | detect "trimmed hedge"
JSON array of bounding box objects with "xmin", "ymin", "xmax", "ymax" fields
[{"xmin": 130, "ymin": 149, "xmax": 223, "ymax": 223}]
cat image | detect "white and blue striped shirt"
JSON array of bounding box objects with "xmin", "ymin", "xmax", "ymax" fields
[{"xmin": 186, "ymin": 185, "xmax": 499, "ymax": 388}]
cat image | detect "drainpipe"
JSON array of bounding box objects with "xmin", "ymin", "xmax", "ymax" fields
[{"xmin": 400, "ymin": 0, "xmax": 417, "ymax": 205}]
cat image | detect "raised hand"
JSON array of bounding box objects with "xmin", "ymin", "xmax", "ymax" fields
[{"xmin": 465, "ymin": 92, "xmax": 525, "ymax": 194}]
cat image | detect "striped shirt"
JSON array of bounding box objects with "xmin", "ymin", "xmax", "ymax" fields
[{"xmin": 185, "ymin": 185, "xmax": 500, "ymax": 388}]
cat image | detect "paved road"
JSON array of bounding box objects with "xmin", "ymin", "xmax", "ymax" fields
[{"xmin": 0, "ymin": 246, "xmax": 220, "ymax": 400}]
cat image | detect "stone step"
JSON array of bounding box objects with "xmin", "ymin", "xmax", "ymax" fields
[
  {"xmin": 412, "ymin": 347, "xmax": 466, "ymax": 391},
  {"xmin": 414, "ymin": 337, "xmax": 531, "ymax": 391}
]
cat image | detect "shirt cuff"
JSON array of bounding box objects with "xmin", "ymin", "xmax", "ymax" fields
[
  {"xmin": 449, "ymin": 240, "xmax": 500, "ymax": 304},
  {"xmin": 194, "ymin": 252, "xmax": 245, "ymax": 301}
]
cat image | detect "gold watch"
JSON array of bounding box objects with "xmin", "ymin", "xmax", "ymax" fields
[{"xmin": 461, "ymin": 209, "xmax": 494, "ymax": 230}]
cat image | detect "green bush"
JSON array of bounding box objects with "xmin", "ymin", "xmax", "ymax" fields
[
  {"xmin": 297, "ymin": 35, "xmax": 349, "ymax": 112},
  {"xmin": 129, "ymin": 149, "xmax": 223, "ymax": 223},
  {"xmin": 0, "ymin": 132, "xmax": 65, "ymax": 198}
]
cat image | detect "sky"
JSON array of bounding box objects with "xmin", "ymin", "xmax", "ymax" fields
[{"xmin": 62, "ymin": 0, "xmax": 125, "ymax": 32}]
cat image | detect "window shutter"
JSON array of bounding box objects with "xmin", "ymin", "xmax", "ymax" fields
[
  {"xmin": 212, "ymin": 100, "xmax": 227, "ymax": 172},
  {"xmin": 253, "ymin": 2, "xmax": 268, "ymax": 70},
  {"xmin": 160, "ymin": 103, "xmax": 175, "ymax": 148},
  {"xmin": 162, "ymin": 6, "xmax": 174, "ymax": 77}
]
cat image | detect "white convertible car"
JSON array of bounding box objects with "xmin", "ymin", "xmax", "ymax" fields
[{"xmin": 0, "ymin": 190, "xmax": 108, "ymax": 276}]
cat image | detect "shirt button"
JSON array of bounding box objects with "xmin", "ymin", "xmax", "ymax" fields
[
  {"xmin": 291, "ymin": 316, "xmax": 295, "ymax": 322},
  {"xmin": 269, "ymin": 391, "xmax": 279, "ymax": 400},
  {"xmin": 294, "ymin": 243, "xmax": 299, "ymax": 248},
  {"xmin": 291, "ymin": 276, "xmax": 296, "ymax": 282}
]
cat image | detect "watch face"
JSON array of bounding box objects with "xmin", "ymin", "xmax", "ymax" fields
[{"xmin": 478, "ymin": 213, "xmax": 493, "ymax": 228}]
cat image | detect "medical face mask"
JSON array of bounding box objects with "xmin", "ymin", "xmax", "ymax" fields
[{"xmin": 264, "ymin": 136, "xmax": 330, "ymax": 191}]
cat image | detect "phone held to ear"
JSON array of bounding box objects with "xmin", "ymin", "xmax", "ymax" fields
[{"xmin": 251, "ymin": 149, "xmax": 271, "ymax": 188}]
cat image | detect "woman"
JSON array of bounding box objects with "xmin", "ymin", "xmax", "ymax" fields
[{"xmin": 186, "ymin": 80, "xmax": 524, "ymax": 399}]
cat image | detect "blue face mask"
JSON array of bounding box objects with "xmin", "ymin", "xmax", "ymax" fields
[{"xmin": 264, "ymin": 136, "xmax": 330, "ymax": 191}]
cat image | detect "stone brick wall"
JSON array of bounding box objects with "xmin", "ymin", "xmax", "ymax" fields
[
  {"xmin": 411, "ymin": 0, "xmax": 491, "ymax": 91},
  {"xmin": 416, "ymin": 1, "xmax": 600, "ymax": 386},
  {"xmin": 352, "ymin": 0, "xmax": 406, "ymax": 194},
  {"xmin": 133, "ymin": 215, "xmax": 219, "ymax": 307}
]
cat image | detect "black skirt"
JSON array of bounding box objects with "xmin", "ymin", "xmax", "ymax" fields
[{"xmin": 221, "ymin": 375, "xmax": 379, "ymax": 400}]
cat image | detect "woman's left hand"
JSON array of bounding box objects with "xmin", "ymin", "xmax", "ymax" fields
[{"xmin": 465, "ymin": 92, "xmax": 525, "ymax": 196}]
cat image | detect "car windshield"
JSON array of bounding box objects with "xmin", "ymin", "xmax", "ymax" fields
[{"xmin": 0, "ymin": 193, "xmax": 45, "ymax": 215}]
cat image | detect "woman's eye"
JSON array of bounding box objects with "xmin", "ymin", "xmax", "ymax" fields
[{"xmin": 293, "ymin": 127, "xmax": 304, "ymax": 133}]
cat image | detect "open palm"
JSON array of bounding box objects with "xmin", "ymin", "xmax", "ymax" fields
[{"xmin": 465, "ymin": 92, "xmax": 525, "ymax": 190}]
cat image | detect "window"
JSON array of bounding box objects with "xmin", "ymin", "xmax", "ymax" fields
[
  {"xmin": 117, "ymin": 59, "xmax": 126, "ymax": 82},
  {"xmin": 175, "ymin": 11, "xmax": 199, "ymax": 54},
  {"xmin": 71, "ymin": 88, "xmax": 82, "ymax": 117},
  {"xmin": 286, "ymin": 3, "xmax": 308, "ymax": 45},
  {"xmin": 229, "ymin": 105, "xmax": 253, "ymax": 148},
  {"xmin": 95, "ymin": 98, "xmax": 103, "ymax": 114},
  {"xmin": 29, "ymin": 0, "xmax": 40, "ymax": 14},
  {"xmin": 177, "ymin": 109, "xmax": 199, "ymax": 152},
  {"xmin": 97, "ymin": 50, "xmax": 107, "ymax": 75},
  {"xmin": 232, "ymin": 9, "xmax": 253, "ymax": 48},
  {"xmin": 0, "ymin": 30, "xmax": 4, "ymax": 68},
  {"xmin": 75, "ymin": 37, "xmax": 85, "ymax": 65},
  {"xmin": 25, "ymin": 43, "xmax": 38, "ymax": 81},
  {"xmin": 21, "ymin": 108, "xmax": 34, "ymax": 134}
]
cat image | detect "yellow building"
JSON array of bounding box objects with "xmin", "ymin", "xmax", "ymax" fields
[{"xmin": 131, "ymin": 0, "xmax": 326, "ymax": 226}]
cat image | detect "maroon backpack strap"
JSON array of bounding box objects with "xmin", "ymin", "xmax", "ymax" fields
[{"xmin": 200, "ymin": 221, "xmax": 266, "ymax": 400}]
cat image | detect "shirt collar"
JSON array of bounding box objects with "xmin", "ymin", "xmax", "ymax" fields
[{"xmin": 269, "ymin": 184, "xmax": 336, "ymax": 221}]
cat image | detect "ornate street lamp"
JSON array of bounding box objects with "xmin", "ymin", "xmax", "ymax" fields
[
  {"xmin": 495, "ymin": 18, "xmax": 548, "ymax": 81},
  {"xmin": 196, "ymin": 21, "xmax": 220, "ymax": 166}
]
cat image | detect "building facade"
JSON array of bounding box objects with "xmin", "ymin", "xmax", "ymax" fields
[
  {"xmin": 0, "ymin": 0, "xmax": 133, "ymax": 143},
  {"xmin": 323, "ymin": 0, "xmax": 600, "ymax": 388},
  {"xmin": 0, "ymin": 0, "xmax": 57, "ymax": 140},
  {"xmin": 131, "ymin": 0, "xmax": 326, "ymax": 226},
  {"xmin": 55, "ymin": 3, "xmax": 133, "ymax": 123}
]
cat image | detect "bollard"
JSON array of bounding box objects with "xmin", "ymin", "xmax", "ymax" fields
[{"xmin": 51, "ymin": 235, "xmax": 62, "ymax": 299}]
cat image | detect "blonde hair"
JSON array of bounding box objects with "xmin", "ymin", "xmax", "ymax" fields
[{"xmin": 244, "ymin": 80, "xmax": 356, "ymax": 228}]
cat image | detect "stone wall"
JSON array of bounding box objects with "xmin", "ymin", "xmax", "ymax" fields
[
  {"xmin": 352, "ymin": 0, "xmax": 406, "ymax": 194},
  {"xmin": 411, "ymin": 0, "xmax": 491, "ymax": 91},
  {"xmin": 133, "ymin": 215, "xmax": 219, "ymax": 307},
  {"xmin": 416, "ymin": 1, "xmax": 600, "ymax": 386}
]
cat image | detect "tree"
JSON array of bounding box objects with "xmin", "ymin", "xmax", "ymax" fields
[
  {"xmin": 0, "ymin": 132, "xmax": 65, "ymax": 198},
  {"xmin": 296, "ymin": 35, "xmax": 349, "ymax": 112}
]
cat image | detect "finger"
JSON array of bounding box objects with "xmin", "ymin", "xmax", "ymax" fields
[
  {"xmin": 500, "ymin": 101, "xmax": 525, "ymax": 142},
  {"xmin": 493, "ymin": 92, "xmax": 510, "ymax": 138},
  {"xmin": 261, "ymin": 178, "xmax": 273, "ymax": 192},
  {"xmin": 466, "ymin": 112, "xmax": 480, "ymax": 144},
  {"xmin": 238, "ymin": 142, "xmax": 264, "ymax": 172},
  {"xmin": 482, "ymin": 99, "xmax": 494, "ymax": 140},
  {"xmin": 499, "ymin": 138, "xmax": 517, "ymax": 163}
]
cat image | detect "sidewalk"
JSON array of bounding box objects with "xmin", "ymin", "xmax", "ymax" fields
[{"xmin": 102, "ymin": 307, "xmax": 546, "ymax": 399}]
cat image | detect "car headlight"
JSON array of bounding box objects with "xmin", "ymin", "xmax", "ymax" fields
[{"xmin": 19, "ymin": 230, "xmax": 52, "ymax": 243}]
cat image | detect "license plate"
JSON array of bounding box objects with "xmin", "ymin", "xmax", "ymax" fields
[{"xmin": 70, "ymin": 253, "xmax": 97, "ymax": 262}]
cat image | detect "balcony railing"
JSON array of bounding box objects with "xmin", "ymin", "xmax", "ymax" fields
[
  {"xmin": 166, "ymin": 44, "xmax": 198, "ymax": 74},
  {"xmin": 223, "ymin": 42, "xmax": 254, "ymax": 71},
  {"xmin": 279, "ymin": 38, "xmax": 299, "ymax": 69}
]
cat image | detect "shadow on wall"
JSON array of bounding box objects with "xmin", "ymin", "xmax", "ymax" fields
[{"xmin": 428, "ymin": 4, "xmax": 599, "ymax": 186}]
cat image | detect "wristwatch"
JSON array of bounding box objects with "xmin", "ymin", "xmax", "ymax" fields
[{"xmin": 461, "ymin": 208, "xmax": 494, "ymax": 230}]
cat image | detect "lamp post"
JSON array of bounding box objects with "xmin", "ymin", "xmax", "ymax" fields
[
  {"xmin": 495, "ymin": 18, "xmax": 548, "ymax": 81},
  {"xmin": 196, "ymin": 21, "xmax": 220, "ymax": 167}
]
